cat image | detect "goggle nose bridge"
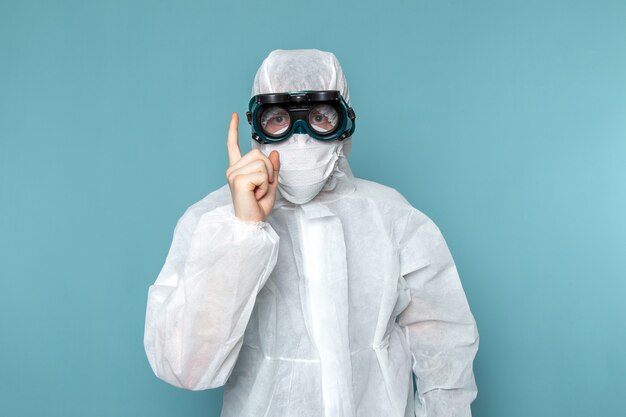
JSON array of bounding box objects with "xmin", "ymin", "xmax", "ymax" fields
[{"xmin": 291, "ymin": 119, "xmax": 308, "ymax": 134}]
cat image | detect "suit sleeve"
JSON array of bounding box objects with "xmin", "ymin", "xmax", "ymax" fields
[
  {"xmin": 396, "ymin": 209, "xmax": 479, "ymax": 417},
  {"xmin": 143, "ymin": 202, "xmax": 280, "ymax": 390}
]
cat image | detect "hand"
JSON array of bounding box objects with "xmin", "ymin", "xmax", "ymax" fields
[{"xmin": 225, "ymin": 112, "xmax": 280, "ymax": 223}]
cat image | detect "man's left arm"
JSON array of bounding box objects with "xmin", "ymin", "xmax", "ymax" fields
[{"xmin": 396, "ymin": 208, "xmax": 479, "ymax": 417}]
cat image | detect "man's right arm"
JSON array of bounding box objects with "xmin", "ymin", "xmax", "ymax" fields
[{"xmin": 143, "ymin": 202, "xmax": 279, "ymax": 391}]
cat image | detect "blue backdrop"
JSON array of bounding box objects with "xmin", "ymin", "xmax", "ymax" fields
[{"xmin": 1, "ymin": 1, "xmax": 625, "ymax": 416}]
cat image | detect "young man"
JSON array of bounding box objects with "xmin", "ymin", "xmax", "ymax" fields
[{"xmin": 144, "ymin": 49, "xmax": 479, "ymax": 417}]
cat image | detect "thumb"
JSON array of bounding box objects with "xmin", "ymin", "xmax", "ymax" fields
[
  {"xmin": 268, "ymin": 150, "xmax": 280, "ymax": 190},
  {"xmin": 258, "ymin": 150, "xmax": 280, "ymax": 216}
]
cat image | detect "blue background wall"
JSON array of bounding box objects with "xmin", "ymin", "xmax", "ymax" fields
[{"xmin": 1, "ymin": 1, "xmax": 625, "ymax": 416}]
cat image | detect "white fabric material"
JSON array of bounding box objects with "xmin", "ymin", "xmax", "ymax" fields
[
  {"xmin": 144, "ymin": 49, "xmax": 479, "ymax": 417},
  {"xmin": 256, "ymin": 133, "xmax": 345, "ymax": 204}
]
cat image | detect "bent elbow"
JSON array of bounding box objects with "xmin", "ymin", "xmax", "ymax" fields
[{"xmin": 147, "ymin": 345, "xmax": 239, "ymax": 391}]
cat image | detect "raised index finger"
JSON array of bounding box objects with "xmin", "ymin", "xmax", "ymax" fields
[{"xmin": 226, "ymin": 112, "xmax": 241, "ymax": 166}]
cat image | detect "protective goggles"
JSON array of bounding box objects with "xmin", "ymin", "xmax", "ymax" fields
[{"xmin": 246, "ymin": 90, "xmax": 356, "ymax": 144}]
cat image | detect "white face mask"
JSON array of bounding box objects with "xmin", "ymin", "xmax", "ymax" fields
[{"xmin": 256, "ymin": 134, "xmax": 344, "ymax": 204}]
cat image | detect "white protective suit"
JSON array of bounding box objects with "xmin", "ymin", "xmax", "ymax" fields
[{"xmin": 144, "ymin": 49, "xmax": 479, "ymax": 417}]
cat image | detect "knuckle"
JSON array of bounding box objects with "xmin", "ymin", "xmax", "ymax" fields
[{"xmin": 233, "ymin": 175, "xmax": 246, "ymax": 187}]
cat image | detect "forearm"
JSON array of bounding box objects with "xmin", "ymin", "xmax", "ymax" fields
[{"xmin": 144, "ymin": 204, "xmax": 280, "ymax": 390}]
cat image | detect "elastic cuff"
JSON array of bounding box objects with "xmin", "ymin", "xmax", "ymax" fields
[{"xmin": 231, "ymin": 212, "xmax": 269, "ymax": 230}]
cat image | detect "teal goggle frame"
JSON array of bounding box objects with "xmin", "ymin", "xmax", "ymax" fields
[{"xmin": 246, "ymin": 90, "xmax": 356, "ymax": 144}]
